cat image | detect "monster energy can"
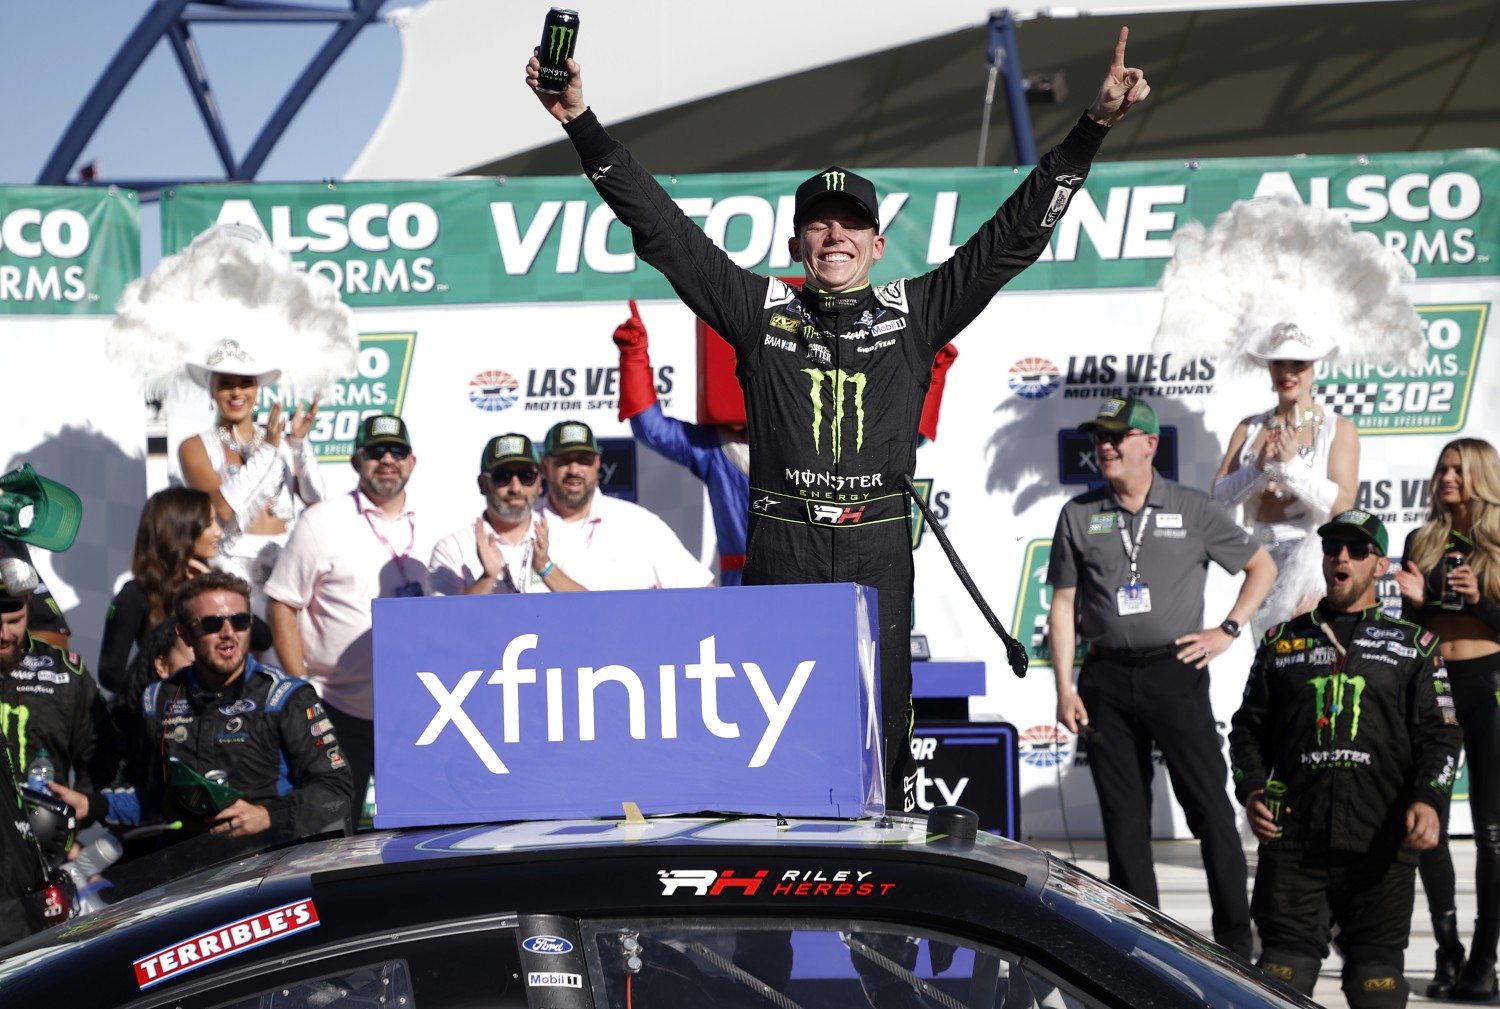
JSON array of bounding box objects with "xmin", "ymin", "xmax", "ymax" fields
[
  {"xmin": 1263, "ymin": 779, "xmax": 1289, "ymax": 838},
  {"xmin": 537, "ymin": 8, "xmax": 580, "ymax": 94}
]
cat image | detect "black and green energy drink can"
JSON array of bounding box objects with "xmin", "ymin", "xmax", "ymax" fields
[
  {"xmin": 1264, "ymin": 779, "xmax": 1289, "ymax": 838},
  {"xmin": 538, "ymin": 8, "xmax": 580, "ymax": 94}
]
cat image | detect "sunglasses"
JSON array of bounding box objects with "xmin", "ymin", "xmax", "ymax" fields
[
  {"xmin": 193, "ymin": 612, "xmax": 254, "ymax": 634},
  {"xmin": 489, "ymin": 467, "xmax": 541, "ymax": 487},
  {"xmin": 1321, "ymin": 540, "xmax": 1377, "ymax": 561},
  {"xmin": 1090, "ymin": 430, "xmax": 1148, "ymax": 446},
  {"xmin": 360, "ymin": 444, "xmax": 412, "ymax": 462}
]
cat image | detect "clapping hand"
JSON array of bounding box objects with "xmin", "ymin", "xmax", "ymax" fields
[{"xmin": 289, "ymin": 395, "xmax": 321, "ymax": 441}]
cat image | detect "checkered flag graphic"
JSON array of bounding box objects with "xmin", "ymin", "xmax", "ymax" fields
[
  {"xmin": 1315, "ymin": 383, "xmax": 1379, "ymax": 416},
  {"xmin": 1032, "ymin": 614, "xmax": 1049, "ymax": 650}
]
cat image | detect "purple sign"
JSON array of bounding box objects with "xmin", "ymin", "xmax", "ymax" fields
[{"xmin": 372, "ymin": 584, "xmax": 882, "ymax": 827}]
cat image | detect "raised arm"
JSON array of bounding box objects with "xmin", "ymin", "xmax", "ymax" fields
[
  {"xmin": 910, "ymin": 28, "xmax": 1150, "ymax": 349},
  {"xmin": 526, "ymin": 55, "xmax": 771, "ymax": 357}
]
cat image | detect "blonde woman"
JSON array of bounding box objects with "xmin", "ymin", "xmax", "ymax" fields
[{"xmin": 1398, "ymin": 439, "xmax": 1500, "ymax": 1001}]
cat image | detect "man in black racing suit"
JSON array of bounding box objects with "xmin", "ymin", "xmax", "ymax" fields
[
  {"xmin": 527, "ymin": 31, "xmax": 1151, "ymax": 809},
  {"xmin": 1230, "ymin": 511, "xmax": 1462, "ymax": 1008},
  {"xmin": 52, "ymin": 572, "xmax": 353, "ymax": 846}
]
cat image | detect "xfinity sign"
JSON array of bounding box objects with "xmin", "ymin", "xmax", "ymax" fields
[{"xmin": 372, "ymin": 585, "xmax": 882, "ymax": 826}]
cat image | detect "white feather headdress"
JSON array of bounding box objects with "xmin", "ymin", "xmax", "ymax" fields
[
  {"xmin": 1152, "ymin": 196, "xmax": 1425, "ymax": 372},
  {"xmin": 107, "ymin": 223, "xmax": 359, "ymax": 399}
]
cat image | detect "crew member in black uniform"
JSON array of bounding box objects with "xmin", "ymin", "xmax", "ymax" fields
[
  {"xmin": 526, "ymin": 30, "xmax": 1151, "ymax": 808},
  {"xmin": 0, "ymin": 724, "xmax": 50, "ymax": 946},
  {"xmin": 52, "ymin": 572, "xmax": 353, "ymax": 844},
  {"xmin": 1231, "ymin": 510, "xmax": 1462, "ymax": 1008},
  {"xmin": 0, "ymin": 556, "xmax": 123, "ymax": 828}
]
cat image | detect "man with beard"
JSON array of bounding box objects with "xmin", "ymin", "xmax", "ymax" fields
[
  {"xmin": 429, "ymin": 433, "xmax": 583, "ymax": 594},
  {"xmin": 1230, "ymin": 511, "xmax": 1460, "ymax": 1008},
  {"xmin": 267, "ymin": 415, "xmax": 430, "ymax": 813},
  {"xmin": 0, "ymin": 556, "xmax": 122, "ymax": 829},
  {"xmin": 54, "ymin": 572, "xmax": 353, "ymax": 842},
  {"xmin": 539, "ymin": 421, "xmax": 713, "ymax": 591},
  {"xmin": 1049, "ymin": 395, "xmax": 1276, "ymax": 957}
]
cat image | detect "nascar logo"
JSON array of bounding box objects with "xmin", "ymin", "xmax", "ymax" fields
[{"xmin": 1008, "ymin": 358, "xmax": 1061, "ymax": 400}]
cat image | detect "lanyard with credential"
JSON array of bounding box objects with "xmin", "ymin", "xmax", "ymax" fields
[
  {"xmin": 360, "ymin": 498, "xmax": 416, "ymax": 584},
  {"xmin": 1117, "ymin": 507, "xmax": 1154, "ymax": 586}
]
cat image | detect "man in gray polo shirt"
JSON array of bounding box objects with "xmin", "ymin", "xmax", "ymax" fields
[{"xmin": 1048, "ymin": 395, "xmax": 1277, "ymax": 958}]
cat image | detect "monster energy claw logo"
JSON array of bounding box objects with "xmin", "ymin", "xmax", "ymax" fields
[
  {"xmin": 823, "ymin": 171, "xmax": 846, "ymax": 192},
  {"xmin": 802, "ymin": 369, "xmax": 867, "ymax": 461},
  {"xmin": 547, "ymin": 24, "xmax": 577, "ymax": 64},
  {"xmin": 0, "ymin": 702, "xmax": 29, "ymax": 769},
  {"xmin": 1310, "ymin": 674, "xmax": 1366, "ymax": 743}
]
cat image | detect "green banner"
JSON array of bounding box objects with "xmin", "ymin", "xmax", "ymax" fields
[
  {"xmin": 160, "ymin": 149, "xmax": 1498, "ymax": 307},
  {"xmin": 1011, "ymin": 539, "xmax": 1088, "ymax": 671},
  {"xmin": 0, "ymin": 186, "xmax": 140, "ymax": 315},
  {"xmin": 255, "ymin": 332, "xmax": 417, "ymax": 461},
  {"xmin": 1316, "ymin": 303, "xmax": 1489, "ymax": 436}
]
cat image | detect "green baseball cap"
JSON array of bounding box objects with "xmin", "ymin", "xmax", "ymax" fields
[
  {"xmin": 1318, "ymin": 509, "xmax": 1389, "ymax": 555},
  {"xmin": 480, "ymin": 434, "xmax": 540, "ymax": 472},
  {"xmin": 354, "ymin": 414, "xmax": 412, "ymax": 452},
  {"xmin": 543, "ymin": 421, "xmax": 600, "ymax": 458},
  {"xmin": 0, "ymin": 464, "xmax": 83, "ymax": 553},
  {"xmin": 1079, "ymin": 395, "xmax": 1159, "ymax": 436}
]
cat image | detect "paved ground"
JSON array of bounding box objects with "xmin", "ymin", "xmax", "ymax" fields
[{"xmin": 1038, "ymin": 838, "xmax": 1487, "ymax": 1009}]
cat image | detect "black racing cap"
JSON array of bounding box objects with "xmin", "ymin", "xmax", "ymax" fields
[{"xmin": 794, "ymin": 166, "xmax": 879, "ymax": 229}]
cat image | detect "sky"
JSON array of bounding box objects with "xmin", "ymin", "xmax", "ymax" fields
[{"xmin": 3, "ymin": 1, "xmax": 403, "ymax": 258}]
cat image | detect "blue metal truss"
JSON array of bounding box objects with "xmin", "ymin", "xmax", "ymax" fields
[{"xmin": 37, "ymin": 0, "xmax": 387, "ymax": 191}]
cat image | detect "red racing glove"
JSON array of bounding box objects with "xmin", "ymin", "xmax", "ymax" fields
[
  {"xmin": 918, "ymin": 343, "xmax": 959, "ymax": 443},
  {"xmin": 613, "ymin": 298, "xmax": 657, "ymax": 421}
]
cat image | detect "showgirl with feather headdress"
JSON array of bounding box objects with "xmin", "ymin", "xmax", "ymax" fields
[
  {"xmin": 107, "ymin": 223, "xmax": 359, "ymax": 600},
  {"xmin": 1153, "ymin": 195, "xmax": 1425, "ymax": 635}
]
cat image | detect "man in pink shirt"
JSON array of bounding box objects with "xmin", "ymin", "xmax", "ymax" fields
[{"xmin": 266, "ymin": 415, "xmax": 430, "ymax": 809}]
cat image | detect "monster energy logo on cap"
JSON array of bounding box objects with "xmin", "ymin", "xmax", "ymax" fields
[
  {"xmin": 802, "ymin": 368, "xmax": 867, "ymax": 462},
  {"xmin": 794, "ymin": 166, "xmax": 880, "ymax": 228}
]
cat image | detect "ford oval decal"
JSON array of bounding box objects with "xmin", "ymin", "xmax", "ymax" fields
[{"xmin": 522, "ymin": 935, "xmax": 574, "ymax": 955}]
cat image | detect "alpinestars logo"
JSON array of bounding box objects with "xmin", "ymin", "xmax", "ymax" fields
[
  {"xmin": 823, "ymin": 170, "xmax": 846, "ymax": 191},
  {"xmin": 546, "ymin": 23, "xmax": 576, "ymax": 64},
  {"xmin": 802, "ymin": 368, "xmax": 866, "ymax": 461},
  {"xmin": 752, "ymin": 496, "xmax": 778, "ymax": 513},
  {"xmin": 1310, "ymin": 674, "xmax": 1366, "ymax": 743}
]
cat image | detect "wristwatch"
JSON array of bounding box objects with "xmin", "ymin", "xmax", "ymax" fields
[{"xmin": 1220, "ymin": 619, "xmax": 1242, "ymax": 638}]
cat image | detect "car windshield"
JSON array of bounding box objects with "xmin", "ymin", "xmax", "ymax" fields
[
  {"xmin": 1042, "ymin": 859, "xmax": 1308, "ymax": 1009},
  {"xmin": 581, "ymin": 917, "xmax": 1102, "ymax": 1009}
]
